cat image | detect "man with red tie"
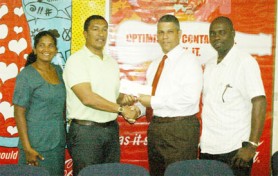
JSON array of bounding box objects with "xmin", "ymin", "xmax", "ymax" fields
[{"xmin": 138, "ymin": 14, "xmax": 203, "ymax": 176}]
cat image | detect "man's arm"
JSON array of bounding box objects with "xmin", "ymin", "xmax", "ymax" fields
[
  {"xmin": 231, "ymin": 95, "xmax": 266, "ymax": 167},
  {"xmin": 117, "ymin": 93, "xmax": 137, "ymax": 106},
  {"xmin": 249, "ymin": 95, "xmax": 267, "ymax": 143},
  {"xmin": 72, "ymin": 82, "xmax": 119, "ymax": 112},
  {"xmin": 71, "ymin": 83, "xmax": 139, "ymax": 121},
  {"xmin": 138, "ymin": 94, "xmax": 151, "ymax": 108}
]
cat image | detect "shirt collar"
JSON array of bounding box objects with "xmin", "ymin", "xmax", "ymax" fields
[
  {"xmin": 83, "ymin": 46, "xmax": 107, "ymax": 60},
  {"xmin": 216, "ymin": 44, "xmax": 237, "ymax": 66},
  {"xmin": 164, "ymin": 45, "xmax": 183, "ymax": 61}
]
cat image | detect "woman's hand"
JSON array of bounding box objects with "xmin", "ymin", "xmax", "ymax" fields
[{"xmin": 25, "ymin": 148, "xmax": 44, "ymax": 166}]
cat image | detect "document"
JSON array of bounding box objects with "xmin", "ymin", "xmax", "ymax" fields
[{"xmin": 119, "ymin": 79, "xmax": 152, "ymax": 96}]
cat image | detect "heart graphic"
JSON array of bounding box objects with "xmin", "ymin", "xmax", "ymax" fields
[
  {"xmin": 14, "ymin": 7, "xmax": 23, "ymax": 17},
  {"xmin": 0, "ymin": 46, "xmax": 5, "ymax": 54},
  {"xmin": 0, "ymin": 101, "xmax": 14, "ymax": 120},
  {"xmin": 0, "ymin": 62, "xmax": 18, "ymax": 83},
  {"xmin": 14, "ymin": 26, "xmax": 23, "ymax": 34},
  {"xmin": 8, "ymin": 38, "xmax": 27, "ymax": 55},
  {"xmin": 0, "ymin": 5, "xmax": 8, "ymax": 19},
  {"xmin": 0, "ymin": 24, "xmax": 8, "ymax": 39},
  {"xmin": 7, "ymin": 126, "xmax": 18, "ymax": 136},
  {"xmin": 24, "ymin": 54, "xmax": 28, "ymax": 60}
]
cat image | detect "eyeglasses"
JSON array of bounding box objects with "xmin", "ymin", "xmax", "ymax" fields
[{"xmin": 222, "ymin": 84, "xmax": 232, "ymax": 103}]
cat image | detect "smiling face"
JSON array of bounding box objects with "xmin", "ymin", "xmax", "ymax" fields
[
  {"xmin": 209, "ymin": 18, "xmax": 235, "ymax": 58},
  {"xmin": 84, "ymin": 19, "xmax": 108, "ymax": 56},
  {"xmin": 157, "ymin": 22, "xmax": 181, "ymax": 54},
  {"xmin": 33, "ymin": 35, "xmax": 57, "ymax": 63}
]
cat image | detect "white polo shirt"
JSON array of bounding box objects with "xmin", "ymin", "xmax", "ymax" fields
[
  {"xmin": 200, "ymin": 45, "xmax": 265, "ymax": 154},
  {"xmin": 63, "ymin": 46, "xmax": 120, "ymax": 123}
]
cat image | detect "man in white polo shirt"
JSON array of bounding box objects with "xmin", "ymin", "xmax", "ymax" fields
[
  {"xmin": 200, "ymin": 16, "xmax": 266, "ymax": 176},
  {"xmin": 63, "ymin": 15, "xmax": 139, "ymax": 176}
]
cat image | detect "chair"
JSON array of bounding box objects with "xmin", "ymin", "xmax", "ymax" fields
[
  {"xmin": 272, "ymin": 151, "xmax": 278, "ymax": 176},
  {"xmin": 0, "ymin": 164, "xmax": 50, "ymax": 176},
  {"xmin": 78, "ymin": 163, "xmax": 150, "ymax": 176},
  {"xmin": 164, "ymin": 159, "xmax": 234, "ymax": 176}
]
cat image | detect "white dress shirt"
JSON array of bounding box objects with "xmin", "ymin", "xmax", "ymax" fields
[
  {"xmin": 146, "ymin": 45, "xmax": 203, "ymax": 117},
  {"xmin": 200, "ymin": 45, "xmax": 265, "ymax": 154}
]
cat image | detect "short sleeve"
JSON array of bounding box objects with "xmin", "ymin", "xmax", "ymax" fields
[
  {"xmin": 13, "ymin": 72, "xmax": 32, "ymax": 108},
  {"xmin": 241, "ymin": 58, "xmax": 265, "ymax": 99}
]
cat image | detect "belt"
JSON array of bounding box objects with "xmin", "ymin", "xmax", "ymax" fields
[
  {"xmin": 153, "ymin": 114, "xmax": 196, "ymax": 123},
  {"xmin": 71, "ymin": 119, "xmax": 115, "ymax": 127}
]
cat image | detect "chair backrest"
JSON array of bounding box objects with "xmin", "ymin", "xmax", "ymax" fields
[
  {"xmin": 0, "ymin": 164, "xmax": 50, "ymax": 176},
  {"xmin": 164, "ymin": 159, "xmax": 234, "ymax": 176},
  {"xmin": 272, "ymin": 151, "xmax": 278, "ymax": 176},
  {"xmin": 78, "ymin": 163, "xmax": 150, "ymax": 176}
]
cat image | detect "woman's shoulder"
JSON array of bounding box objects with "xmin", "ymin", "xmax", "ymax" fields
[
  {"xmin": 52, "ymin": 64, "xmax": 62, "ymax": 71},
  {"xmin": 16, "ymin": 65, "xmax": 36, "ymax": 78}
]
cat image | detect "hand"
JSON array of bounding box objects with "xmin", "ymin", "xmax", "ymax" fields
[
  {"xmin": 122, "ymin": 105, "xmax": 141, "ymax": 124},
  {"xmin": 231, "ymin": 144, "xmax": 256, "ymax": 168},
  {"xmin": 25, "ymin": 148, "xmax": 44, "ymax": 166},
  {"xmin": 118, "ymin": 94, "xmax": 138, "ymax": 106},
  {"xmin": 129, "ymin": 105, "xmax": 141, "ymax": 121},
  {"xmin": 138, "ymin": 94, "xmax": 151, "ymax": 107}
]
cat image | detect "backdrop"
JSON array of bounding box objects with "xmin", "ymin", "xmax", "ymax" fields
[{"xmin": 0, "ymin": 0, "xmax": 275, "ymax": 176}]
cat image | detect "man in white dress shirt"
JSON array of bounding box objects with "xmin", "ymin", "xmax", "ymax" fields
[
  {"xmin": 139, "ymin": 14, "xmax": 203, "ymax": 176},
  {"xmin": 200, "ymin": 16, "xmax": 266, "ymax": 176}
]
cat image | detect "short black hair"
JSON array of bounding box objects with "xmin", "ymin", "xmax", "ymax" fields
[
  {"xmin": 211, "ymin": 16, "xmax": 234, "ymax": 31},
  {"xmin": 158, "ymin": 14, "xmax": 180, "ymax": 30},
  {"xmin": 84, "ymin": 15, "xmax": 108, "ymax": 31}
]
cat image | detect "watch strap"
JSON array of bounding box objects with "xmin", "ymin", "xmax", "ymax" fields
[{"xmin": 118, "ymin": 106, "xmax": 124, "ymax": 114}]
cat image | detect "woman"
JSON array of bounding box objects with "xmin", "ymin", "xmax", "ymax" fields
[{"xmin": 13, "ymin": 31, "xmax": 66, "ymax": 175}]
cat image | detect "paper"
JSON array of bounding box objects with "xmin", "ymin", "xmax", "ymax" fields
[{"xmin": 119, "ymin": 79, "xmax": 152, "ymax": 96}]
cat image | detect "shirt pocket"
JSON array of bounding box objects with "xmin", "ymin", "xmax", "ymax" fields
[{"xmin": 219, "ymin": 82, "xmax": 235, "ymax": 103}]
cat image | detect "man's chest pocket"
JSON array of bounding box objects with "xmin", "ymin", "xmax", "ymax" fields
[{"xmin": 218, "ymin": 82, "xmax": 238, "ymax": 103}]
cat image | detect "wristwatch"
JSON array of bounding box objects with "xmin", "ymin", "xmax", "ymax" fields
[
  {"xmin": 118, "ymin": 106, "xmax": 124, "ymax": 114},
  {"xmin": 242, "ymin": 141, "xmax": 259, "ymax": 148}
]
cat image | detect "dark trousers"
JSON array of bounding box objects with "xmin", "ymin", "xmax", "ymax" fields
[
  {"xmin": 200, "ymin": 150, "xmax": 253, "ymax": 176},
  {"xmin": 147, "ymin": 115, "xmax": 200, "ymax": 176},
  {"xmin": 67, "ymin": 120, "xmax": 120, "ymax": 176}
]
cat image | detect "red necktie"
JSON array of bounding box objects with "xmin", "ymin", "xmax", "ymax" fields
[{"xmin": 146, "ymin": 55, "xmax": 168, "ymax": 121}]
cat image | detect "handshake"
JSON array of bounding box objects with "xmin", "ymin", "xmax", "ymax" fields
[
  {"xmin": 117, "ymin": 94, "xmax": 143, "ymax": 124},
  {"xmin": 120, "ymin": 105, "xmax": 141, "ymax": 124}
]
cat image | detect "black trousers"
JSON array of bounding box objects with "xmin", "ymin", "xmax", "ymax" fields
[
  {"xmin": 200, "ymin": 149, "xmax": 253, "ymax": 176},
  {"xmin": 67, "ymin": 120, "xmax": 120, "ymax": 176},
  {"xmin": 147, "ymin": 115, "xmax": 200, "ymax": 176}
]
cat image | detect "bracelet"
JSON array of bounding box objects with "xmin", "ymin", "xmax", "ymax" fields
[{"xmin": 246, "ymin": 141, "xmax": 259, "ymax": 147}]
